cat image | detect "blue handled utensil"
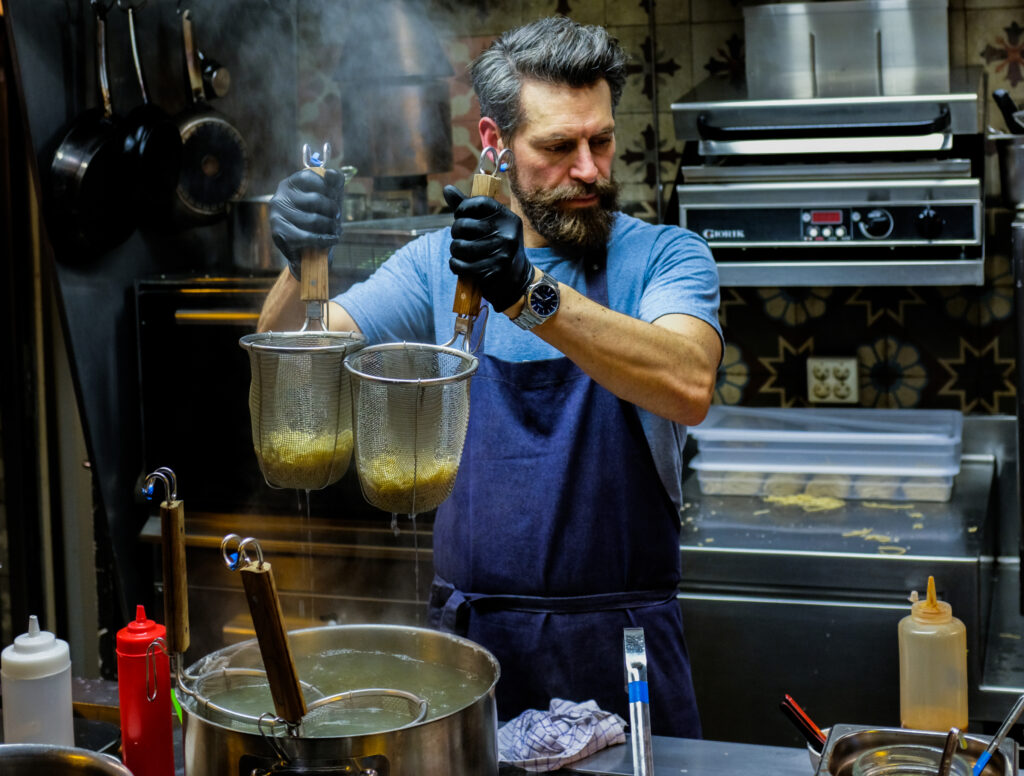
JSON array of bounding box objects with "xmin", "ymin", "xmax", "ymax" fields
[
  {"xmin": 624, "ymin": 627, "xmax": 654, "ymax": 776},
  {"xmin": 972, "ymin": 693, "xmax": 1024, "ymax": 776}
]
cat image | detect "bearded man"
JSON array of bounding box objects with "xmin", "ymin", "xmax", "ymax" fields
[{"xmin": 258, "ymin": 16, "xmax": 722, "ymax": 738}]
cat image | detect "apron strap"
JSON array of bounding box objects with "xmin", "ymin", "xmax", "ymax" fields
[{"xmin": 429, "ymin": 576, "xmax": 675, "ymax": 633}]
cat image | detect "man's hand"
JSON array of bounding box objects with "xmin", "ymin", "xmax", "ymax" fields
[
  {"xmin": 444, "ymin": 184, "xmax": 534, "ymax": 313},
  {"xmin": 268, "ymin": 168, "xmax": 347, "ymax": 278}
]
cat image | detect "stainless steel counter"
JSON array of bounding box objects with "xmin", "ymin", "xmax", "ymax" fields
[
  {"xmin": 677, "ymin": 455, "xmax": 999, "ymax": 745},
  {"xmin": 562, "ymin": 735, "xmax": 811, "ymax": 775}
]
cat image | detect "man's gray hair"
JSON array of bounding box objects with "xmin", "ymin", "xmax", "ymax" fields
[{"xmin": 470, "ymin": 16, "xmax": 629, "ymax": 140}]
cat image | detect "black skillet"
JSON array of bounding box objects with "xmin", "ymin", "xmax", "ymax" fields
[
  {"xmin": 49, "ymin": 0, "xmax": 138, "ymax": 255},
  {"xmin": 119, "ymin": 0, "xmax": 183, "ymax": 216},
  {"xmin": 173, "ymin": 8, "xmax": 249, "ymax": 225}
]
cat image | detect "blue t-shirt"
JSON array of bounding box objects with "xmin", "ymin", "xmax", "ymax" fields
[{"xmin": 336, "ymin": 212, "xmax": 722, "ymax": 508}]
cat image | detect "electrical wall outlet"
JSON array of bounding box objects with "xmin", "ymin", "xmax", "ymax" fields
[{"xmin": 806, "ymin": 357, "xmax": 859, "ymax": 404}]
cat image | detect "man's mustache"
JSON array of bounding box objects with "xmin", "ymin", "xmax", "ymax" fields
[{"xmin": 531, "ymin": 179, "xmax": 617, "ymax": 206}]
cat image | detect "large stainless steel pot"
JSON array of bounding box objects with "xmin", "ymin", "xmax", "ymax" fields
[
  {"xmin": 0, "ymin": 744, "xmax": 133, "ymax": 775},
  {"xmin": 179, "ymin": 624, "xmax": 500, "ymax": 776}
]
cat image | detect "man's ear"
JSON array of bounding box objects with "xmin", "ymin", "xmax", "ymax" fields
[{"xmin": 479, "ymin": 117, "xmax": 503, "ymax": 151}]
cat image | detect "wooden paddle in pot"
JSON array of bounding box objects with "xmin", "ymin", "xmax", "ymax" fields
[
  {"xmin": 49, "ymin": 0, "xmax": 138, "ymax": 255},
  {"xmin": 119, "ymin": 0, "xmax": 183, "ymax": 217},
  {"xmin": 173, "ymin": 8, "xmax": 248, "ymax": 225},
  {"xmin": 223, "ymin": 535, "xmax": 306, "ymax": 726}
]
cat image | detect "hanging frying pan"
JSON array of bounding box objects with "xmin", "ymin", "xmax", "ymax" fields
[
  {"xmin": 119, "ymin": 0, "xmax": 182, "ymax": 217},
  {"xmin": 173, "ymin": 8, "xmax": 248, "ymax": 224},
  {"xmin": 49, "ymin": 0, "xmax": 138, "ymax": 255}
]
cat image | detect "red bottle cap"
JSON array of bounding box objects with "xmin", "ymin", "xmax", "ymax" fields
[{"xmin": 116, "ymin": 605, "xmax": 167, "ymax": 657}]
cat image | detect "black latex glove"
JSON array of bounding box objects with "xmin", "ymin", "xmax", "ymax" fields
[
  {"xmin": 268, "ymin": 167, "xmax": 346, "ymax": 278},
  {"xmin": 444, "ymin": 184, "xmax": 534, "ymax": 313}
]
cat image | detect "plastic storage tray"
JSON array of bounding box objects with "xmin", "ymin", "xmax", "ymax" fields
[{"xmin": 689, "ymin": 407, "xmax": 963, "ymax": 502}]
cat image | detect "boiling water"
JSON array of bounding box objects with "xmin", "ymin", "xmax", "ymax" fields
[{"xmin": 185, "ymin": 646, "xmax": 490, "ymax": 737}]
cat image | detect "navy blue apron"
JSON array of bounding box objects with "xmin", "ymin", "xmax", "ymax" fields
[{"xmin": 430, "ymin": 262, "xmax": 701, "ymax": 739}]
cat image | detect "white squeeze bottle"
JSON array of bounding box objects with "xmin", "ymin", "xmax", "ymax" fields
[
  {"xmin": 1, "ymin": 615, "xmax": 74, "ymax": 744},
  {"xmin": 898, "ymin": 576, "xmax": 968, "ymax": 731}
]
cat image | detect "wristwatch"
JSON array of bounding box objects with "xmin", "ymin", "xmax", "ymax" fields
[{"xmin": 511, "ymin": 272, "xmax": 560, "ymax": 330}]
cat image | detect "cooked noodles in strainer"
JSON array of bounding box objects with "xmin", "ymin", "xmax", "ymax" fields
[{"xmin": 345, "ymin": 342, "xmax": 477, "ymax": 514}]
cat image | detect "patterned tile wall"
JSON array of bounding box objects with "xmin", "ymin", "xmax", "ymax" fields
[{"xmin": 297, "ymin": 1, "xmax": 1024, "ymax": 415}]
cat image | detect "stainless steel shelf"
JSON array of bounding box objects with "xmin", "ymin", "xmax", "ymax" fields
[{"xmin": 716, "ymin": 257, "xmax": 985, "ymax": 286}]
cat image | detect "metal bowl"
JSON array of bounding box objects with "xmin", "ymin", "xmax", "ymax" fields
[
  {"xmin": 814, "ymin": 724, "xmax": 1017, "ymax": 776},
  {"xmin": 808, "ymin": 727, "xmax": 831, "ymax": 772},
  {"xmin": 0, "ymin": 745, "xmax": 133, "ymax": 776}
]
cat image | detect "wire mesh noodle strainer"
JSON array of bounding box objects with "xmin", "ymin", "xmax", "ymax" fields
[
  {"xmin": 239, "ymin": 331, "xmax": 364, "ymax": 491},
  {"xmin": 342, "ymin": 148, "xmax": 510, "ymax": 514},
  {"xmin": 344, "ymin": 343, "xmax": 477, "ymax": 514},
  {"xmin": 239, "ymin": 143, "xmax": 364, "ymax": 491}
]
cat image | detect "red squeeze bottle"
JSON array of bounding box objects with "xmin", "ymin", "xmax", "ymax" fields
[{"xmin": 116, "ymin": 605, "xmax": 174, "ymax": 776}]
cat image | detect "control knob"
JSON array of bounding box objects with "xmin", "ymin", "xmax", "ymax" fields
[
  {"xmin": 857, "ymin": 208, "xmax": 894, "ymax": 240},
  {"xmin": 916, "ymin": 207, "xmax": 944, "ymax": 239}
]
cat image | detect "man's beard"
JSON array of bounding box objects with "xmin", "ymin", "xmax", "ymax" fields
[{"xmin": 508, "ymin": 169, "xmax": 620, "ymax": 255}]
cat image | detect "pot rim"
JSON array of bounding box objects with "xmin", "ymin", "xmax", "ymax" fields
[{"xmin": 178, "ymin": 623, "xmax": 501, "ymax": 738}]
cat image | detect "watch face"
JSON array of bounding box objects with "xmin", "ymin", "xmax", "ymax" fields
[{"xmin": 529, "ymin": 283, "xmax": 559, "ymax": 317}]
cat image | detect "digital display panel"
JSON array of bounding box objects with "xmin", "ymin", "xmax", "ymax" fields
[{"xmin": 810, "ymin": 210, "xmax": 843, "ymax": 224}]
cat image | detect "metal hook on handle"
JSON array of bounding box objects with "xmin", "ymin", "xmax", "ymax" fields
[
  {"xmin": 142, "ymin": 468, "xmax": 177, "ymax": 504},
  {"xmin": 495, "ymin": 148, "xmax": 513, "ymax": 175},
  {"xmin": 221, "ymin": 534, "xmax": 264, "ymax": 570},
  {"xmin": 303, "ymin": 143, "xmax": 332, "ymax": 170},
  {"xmin": 477, "ymin": 147, "xmax": 514, "ymax": 177},
  {"xmin": 145, "ymin": 637, "xmax": 170, "ymax": 702},
  {"xmin": 257, "ymin": 713, "xmax": 298, "ymax": 763},
  {"xmin": 155, "ymin": 466, "xmax": 178, "ymax": 499}
]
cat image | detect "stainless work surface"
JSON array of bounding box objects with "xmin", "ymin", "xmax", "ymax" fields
[
  {"xmin": 680, "ymin": 457, "xmax": 994, "ymax": 582},
  {"xmin": 563, "ymin": 735, "xmax": 811, "ymax": 775},
  {"xmin": 677, "ymin": 456, "xmax": 996, "ymax": 745}
]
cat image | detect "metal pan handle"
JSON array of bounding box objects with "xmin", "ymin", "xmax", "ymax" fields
[{"xmin": 696, "ymin": 105, "xmax": 951, "ymax": 141}]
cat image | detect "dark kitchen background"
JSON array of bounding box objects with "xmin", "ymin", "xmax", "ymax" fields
[{"xmin": 1, "ymin": 0, "xmax": 1023, "ymax": 747}]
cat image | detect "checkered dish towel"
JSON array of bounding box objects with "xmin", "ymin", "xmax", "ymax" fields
[{"xmin": 497, "ymin": 698, "xmax": 627, "ymax": 773}]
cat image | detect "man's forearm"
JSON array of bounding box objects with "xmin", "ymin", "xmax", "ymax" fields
[
  {"xmin": 529, "ymin": 283, "xmax": 720, "ymax": 426},
  {"xmin": 256, "ymin": 268, "xmax": 362, "ymax": 334},
  {"xmin": 256, "ymin": 269, "xmax": 307, "ymax": 332}
]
